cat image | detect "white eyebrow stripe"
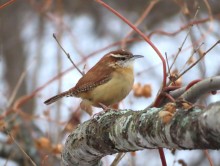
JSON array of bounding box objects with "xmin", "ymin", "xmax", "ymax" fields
[{"xmin": 110, "ymin": 54, "xmax": 126, "ymax": 58}]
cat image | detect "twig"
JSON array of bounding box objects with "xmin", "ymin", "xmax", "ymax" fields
[
  {"xmin": 169, "ymin": 26, "xmax": 192, "ymax": 71},
  {"xmin": 0, "ymin": 0, "xmax": 16, "ymax": 9},
  {"xmin": 4, "ymin": 128, "xmax": 37, "ymax": 166},
  {"xmin": 4, "ymin": 149, "xmax": 16, "ymax": 166},
  {"xmin": 121, "ymin": 0, "xmax": 158, "ymax": 49},
  {"xmin": 46, "ymin": 12, "xmax": 86, "ymax": 58},
  {"xmin": 204, "ymin": 150, "xmax": 214, "ymax": 166},
  {"xmin": 204, "ymin": 0, "xmax": 213, "ymax": 21},
  {"xmin": 110, "ymin": 153, "xmax": 126, "ymax": 166},
  {"xmin": 165, "ymin": 52, "xmax": 171, "ymax": 79},
  {"xmin": 7, "ymin": 70, "xmax": 27, "ymax": 107},
  {"xmin": 179, "ymin": 42, "xmax": 204, "ymax": 74},
  {"xmin": 169, "ymin": 8, "xmax": 199, "ymax": 71},
  {"xmin": 177, "ymin": 40, "xmax": 220, "ymax": 80},
  {"xmin": 7, "ymin": 60, "xmax": 35, "ymax": 108},
  {"xmin": 53, "ymin": 33, "xmax": 84, "ymax": 76},
  {"xmin": 158, "ymin": 148, "xmax": 167, "ymax": 166},
  {"xmin": 148, "ymin": 10, "xmax": 220, "ymax": 38},
  {"xmin": 82, "ymin": 64, "xmax": 86, "ymax": 75}
]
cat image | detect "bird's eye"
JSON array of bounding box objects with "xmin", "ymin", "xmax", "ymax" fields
[{"xmin": 119, "ymin": 57, "xmax": 126, "ymax": 61}]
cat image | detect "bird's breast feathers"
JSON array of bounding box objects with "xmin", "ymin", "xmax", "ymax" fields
[{"xmin": 86, "ymin": 67, "xmax": 134, "ymax": 106}]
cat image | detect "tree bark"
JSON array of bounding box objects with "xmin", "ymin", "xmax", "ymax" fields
[{"xmin": 62, "ymin": 101, "xmax": 220, "ymax": 166}]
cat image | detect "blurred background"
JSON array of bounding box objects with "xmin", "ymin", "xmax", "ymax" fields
[{"xmin": 0, "ymin": 0, "xmax": 220, "ymax": 165}]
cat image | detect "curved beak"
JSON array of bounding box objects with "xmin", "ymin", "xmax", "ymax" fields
[{"xmin": 132, "ymin": 55, "xmax": 144, "ymax": 60}]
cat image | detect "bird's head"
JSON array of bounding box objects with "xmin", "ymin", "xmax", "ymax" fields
[{"xmin": 102, "ymin": 50, "xmax": 144, "ymax": 68}]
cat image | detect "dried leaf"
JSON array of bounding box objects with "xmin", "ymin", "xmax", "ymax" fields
[
  {"xmin": 35, "ymin": 137, "xmax": 52, "ymax": 152},
  {"xmin": 158, "ymin": 111, "xmax": 174, "ymax": 124},
  {"xmin": 52, "ymin": 144, "xmax": 63, "ymax": 154},
  {"xmin": 170, "ymin": 69, "xmax": 182, "ymax": 86},
  {"xmin": 133, "ymin": 83, "xmax": 152, "ymax": 98},
  {"xmin": 142, "ymin": 84, "xmax": 152, "ymax": 98},
  {"xmin": 133, "ymin": 83, "xmax": 143, "ymax": 97},
  {"xmin": 187, "ymin": 56, "xmax": 195, "ymax": 65},
  {"xmin": 0, "ymin": 120, "xmax": 5, "ymax": 128}
]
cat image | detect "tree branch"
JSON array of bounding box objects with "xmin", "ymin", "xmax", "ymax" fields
[
  {"xmin": 181, "ymin": 76, "xmax": 220, "ymax": 103},
  {"xmin": 62, "ymin": 102, "xmax": 220, "ymax": 166},
  {"xmin": 147, "ymin": 76, "xmax": 220, "ymax": 108}
]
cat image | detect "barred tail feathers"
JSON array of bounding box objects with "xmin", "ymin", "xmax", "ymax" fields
[{"xmin": 44, "ymin": 91, "xmax": 70, "ymax": 105}]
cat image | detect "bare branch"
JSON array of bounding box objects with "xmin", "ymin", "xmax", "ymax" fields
[
  {"xmin": 177, "ymin": 40, "xmax": 220, "ymax": 80},
  {"xmin": 110, "ymin": 153, "xmax": 125, "ymax": 166},
  {"xmin": 4, "ymin": 128, "xmax": 37, "ymax": 166},
  {"xmin": 181, "ymin": 76, "xmax": 220, "ymax": 103},
  {"xmin": 53, "ymin": 33, "xmax": 84, "ymax": 76},
  {"xmin": 154, "ymin": 76, "xmax": 220, "ymax": 106},
  {"xmin": 0, "ymin": 0, "xmax": 16, "ymax": 9}
]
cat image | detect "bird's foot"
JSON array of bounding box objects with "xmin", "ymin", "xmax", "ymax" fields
[
  {"xmin": 99, "ymin": 103, "xmax": 111, "ymax": 111},
  {"xmin": 92, "ymin": 103, "xmax": 111, "ymax": 118}
]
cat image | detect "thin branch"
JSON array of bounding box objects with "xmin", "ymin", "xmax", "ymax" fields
[
  {"xmin": 165, "ymin": 52, "xmax": 171, "ymax": 79},
  {"xmin": 121, "ymin": 0, "xmax": 158, "ymax": 49},
  {"xmin": 177, "ymin": 40, "xmax": 220, "ymax": 80},
  {"xmin": 0, "ymin": 0, "xmax": 16, "ymax": 9},
  {"xmin": 169, "ymin": 24, "xmax": 192, "ymax": 71},
  {"xmin": 148, "ymin": 12, "xmax": 220, "ymax": 38},
  {"xmin": 169, "ymin": 8, "xmax": 199, "ymax": 71},
  {"xmin": 179, "ymin": 42, "xmax": 204, "ymax": 74},
  {"xmin": 53, "ymin": 33, "xmax": 84, "ymax": 76},
  {"xmin": 204, "ymin": 150, "xmax": 214, "ymax": 166},
  {"xmin": 4, "ymin": 128, "xmax": 37, "ymax": 166},
  {"xmin": 158, "ymin": 148, "xmax": 167, "ymax": 166},
  {"xmin": 7, "ymin": 60, "xmax": 35, "ymax": 107},
  {"xmin": 204, "ymin": 0, "xmax": 213, "ymax": 21},
  {"xmin": 110, "ymin": 153, "xmax": 126, "ymax": 166},
  {"xmin": 3, "ymin": 150, "xmax": 16, "ymax": 166}
]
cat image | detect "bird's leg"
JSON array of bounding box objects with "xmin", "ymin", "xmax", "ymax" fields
[
  {"xmin": 92, "ymin": 103, "xmax": 112, "ymax": 118},
  {"xmin": 99, "ymin": 103, "xmax": 111, "ymax": 111},
  {"xmin": 80, "ymin": 100, "xmax": 93, "ymax": 116}
]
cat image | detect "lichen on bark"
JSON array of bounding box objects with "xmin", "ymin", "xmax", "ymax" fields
[{"xmin": 62, "ymin": 102, "xmax": 220, "ymax": 166}]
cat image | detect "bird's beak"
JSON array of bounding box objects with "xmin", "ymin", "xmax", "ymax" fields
[{"xmin": 132, "ymin": 55, "xmax": 144, "ymax": 59}]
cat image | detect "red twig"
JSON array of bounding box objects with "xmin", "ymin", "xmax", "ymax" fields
[
  {"xmin": 0, "ymin": 0, "xmax": 16, "ymax": 9},
  {"xmin": 95, "ymin": 1, "xmax": 168, "ymax": 165},
  {"xmin": 96, "ymin": 0, "xmax": 167, "ymax": 89},
  {"xmin": 204, "ymin": 150, "xmax": 214, "ymax": 166},
  {"xmin": 158, "ymin": 148, "xmax": 167, "ymax": 166},
  {"xmin": 121, "ymin": 0, "xmax": 158, "ymax": 49},
  {"xmin": 163, "ymin": 93, "xmax": 175, "ymax": 102},
  {"xmin": 163, "ymin": 86, "xmax": 181, "ymax": 92},
  {"xmin": 185, "ymin": 79, "xmax": 201, "ymax": 90},
  {"xmin": 148, "ymin": 14, "xmax": 220, "ymax": 38}
]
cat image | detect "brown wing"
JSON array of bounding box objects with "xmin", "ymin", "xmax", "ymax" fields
[{"xmin": 70, "ymin": 58, "xmax": 114, "ymax": 96}]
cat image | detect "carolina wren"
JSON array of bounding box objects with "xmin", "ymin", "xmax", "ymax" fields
[{"xmin": 44, "ymin": 50, "xmax": 143, "ymax": 108}]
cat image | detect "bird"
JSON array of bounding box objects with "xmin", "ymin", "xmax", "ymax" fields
[{"xmin": 44, "ymin": 49, "xmax": 143, "ymax": 109}]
